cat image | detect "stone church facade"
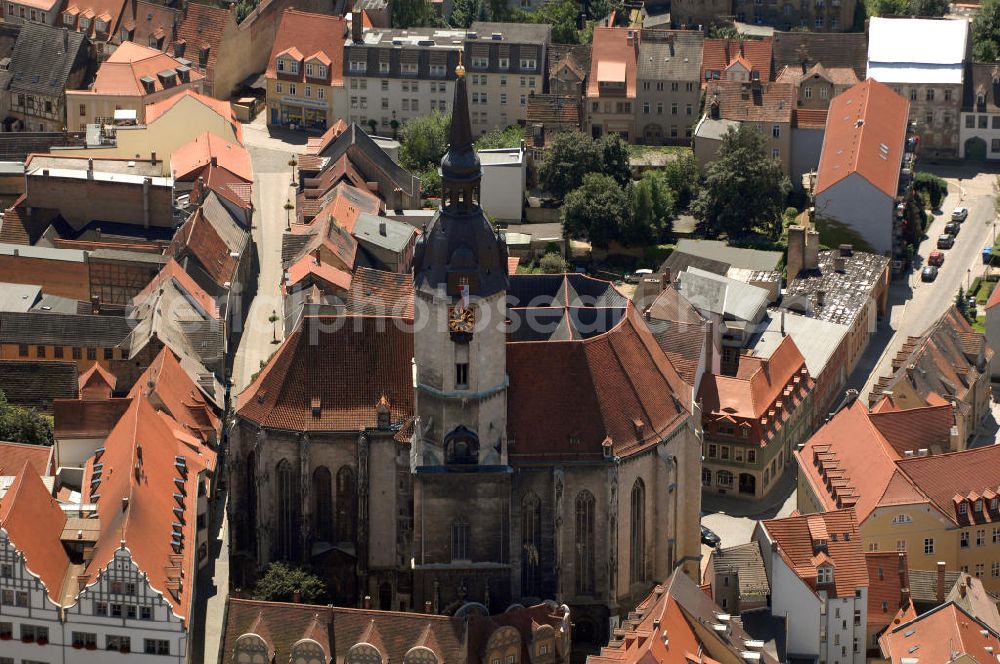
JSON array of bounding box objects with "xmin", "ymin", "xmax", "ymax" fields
[{"xmin": 230, "ymin": 65, "xmax": 703, "ymax": 650}]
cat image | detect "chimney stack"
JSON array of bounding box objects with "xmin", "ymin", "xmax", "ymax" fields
[
  {"xmin": 378, "ymin": 219, "xmax": 386, "ymax": 236},
  {"xmin": 352, "ymin": 9, "xmax": 363, "ymax": 43},
  {"xmin": 787, "ymin": 225, "xmax": 805, "ymax": 282},
  {"xmin": 293, "ymin": 590, "xmax": 301, "ymax": 603},
  {"xmin": 781, "ymin": 309, "xmax": 786, "ymax": 337},
  {"xmin": 142, "ymin": 177, "xmax": 151, "ymax": 229},
  {"xmin": 937, "ymin": 561, "xmax": 947, "ymax": 603},
  {"xmin": 804, "ymin": 229, "xmax": 820, "ymax": 271}
]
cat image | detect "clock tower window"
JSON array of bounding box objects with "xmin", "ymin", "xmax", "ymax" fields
[{"xmin": 455, "ymin": 362, "xmax": 469, "ymax": 389}]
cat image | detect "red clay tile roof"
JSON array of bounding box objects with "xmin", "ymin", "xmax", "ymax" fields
[
  {"xmin": 507, "ymin": 303, "xmax": 689, "ymax": 461},
  {"xmin": 345, "ymin": 267, "xmax": 414, "ymax": 318},
  {"xmin": 221, "ymin": 598, "xmax": 476, "ymax": 664},
  {"xmin": 815, "ymin": 79, "xmax": 909, "ymax": 198},
  {"xmin": 590, "ymin": 571, "xmax": 778, "ymax": 664},
  {"xmin": 79, "ymin": 362, "xmax": 117, "ymax": 399},
  {"xmin": 705, "ymin": 79, "xmax": 795, "ymax": 123},
  {"xmin": 287, "ymin": 211, "xmax": 359, "ymax": 272},
  {"xmin": 286, "ymin": 254, "xmax": 353, "ymax": 293},
  {"xmin": 507, "ymin": 256, "xmax": 520, "ymax": 274},
  {"xmin": 701, "ymin": 37, "xmax": 772, "ymax": 81},
  {"xmin": 0, "ymin": 440, "xmax": 52, "ymax": 476},
  {"xmin": 173, "ymin": 2, "xmax": 232, "ymax": 84},
  {"xmin": 82, "ymin": 394, "xmax": 211, "ymax": 619},
  {"xmin": 171, "ymin": 131, "xmax": 252, "ymax": 182},
  {"xmin": 170, "ymin": 207, "xmax": 241, "ymax": 290},
  {"xmin": 880, "ymin": 602, "xmax": 1000, "ymax": 664},
  {"xmin": 266, "ymin": 9, "xmax": 346, "ymax": 86},
  {"xmin": 311, "ymin": 182, "xmax": 381, "ymax": 232},
  {"xmin": 588, "ymin": 27, "xmax": 637, "ymax": 98},
  {"xmin": 525, "ymin": 94, "xmax": 582, "ymax": 132},
  {"xmin": 53, "ymin": 397, "xmax": 133, "ymax": 439},
  {"xmin": 133, "ymin": 257, "xmax": 220, "ymax": 319},
  {"xmin": 237, "ymin": 315, "xmax": 414, "ymax": 432},
  {"xmin": 129, "ymin": 347, "xmax": 220, "ymax": 446},
  {"xmin": 699, "ymin": 335, "xmax": 810, "ymax": 431},
  {"xmin": 304, "ymin": 120, "xmax": 348, "ymax": 156},
  {"xmin": 795, "ymin": 399, "xmax": 902, "ymax": 520},
  {"xmin": 896, "ymin": 444, "xmax": 1000, "ymax": 526},
  {"xmin": 64, "ymin": 0, "xmax": 127, "ymax": 40},
  {"xmin": 867, "ymin": 402, "xmax": 955, "ymax": 457},
  {"xmin": 763, "ymin": 509, "xmax": 867, "ymax": 599},
  {"xmin": 0, "ymin": 463, "xmax": 68, "ymax": 602},
  {"xmin": 645, "ymin": 285, "xmax": 708, "ymax": 387},
  {"xmin": 86, "ymin": 41, "xmax": 204, "ymax": 96},
  {"xmin": 987, "ymin": 282, "xmax": 1000, "ymax": 310},
  {"xmin": 793, "ymin": 107, "xmax": 828, "ymax": 129},
  {"xmin": 866, "ymin": 552, "xmax": 910, "ymax": 633},
  {"xmin": 198, "ymin": 164, "xmax": 253, "ymax": 210}
]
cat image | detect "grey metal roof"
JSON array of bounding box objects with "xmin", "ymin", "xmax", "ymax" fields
[
  {"xmin": 694, "ymin": 117, "xmax": 741, "ymax": 142},
  {"xmin": 749, "ymin": 311, "xmax": 848, "ymax": 378},
  {"xmin": 88, "ymin": 248, "xmax": 170, "ymax": 265},
  {"xmin": 0, "ymin": 242, "xmax": 86, "ymax": 262},
  {"xmin": 661, "ymin": 250, "xmax": 730, "ymax": 277},
  {"xmin": 710, "ymin": 542, "xmax": 770, "ymax": 599},
  {"xmin": 0, "ymin": 283, "xmax": 40, "ymax": 312},
  {"xmin": 32, "ymin": 294, "xmax": 82, "ymax": 315},
  {"xmin": 675, "ymin": 239, "xmax": 783, "ymax": 271},
  {"xmin": 469, "ymin": 21, "xmax": 552, "ymax": 44},
  {"xmin": 352, "ymin": 213, "xmax": 416, "ymax": 253},
  {"xmin": 201, "ymin": 191, "xmax": 249, "ymax": 254},
  {"xmin": 678, "ymin": 267, "xmax": 769, "ymax": 322},
  {"xmin": 7, "ymin": 22, "xmax": 89, "ymax": 96},
  {"xmin": 0, "ymin": 311, "xmax": 132, "ymax": 347},
  {"xmin": 637, "ymin": 31, "xmax": 704, "ymax": 81}
]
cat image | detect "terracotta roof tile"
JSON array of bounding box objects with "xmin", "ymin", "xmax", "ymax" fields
[
  {"xmin": 172, "ymin": 2, "xmax": 231, "ymax": 84},
  {"xmin": 763, "ymin": 509, "xmax": 867, "ymax": 599},
  {"xmin": 129, "ymin": 347, "xmax": 221, "ymax": 446},
  {"xmin": 701, "ymin": 37, "xmax": 772, "ymax": 81},
  {"xmin": 525, "ymin": 94, "xmax": 582, "ymax": 132},
  {"xmin": 144, "ymin": 89, "xmax": 241, "ymax": 141},
  {"xmin": 867, "ymin": 402, "xmax": 955, "ymax": 456},
  {"xmin": 286, "ymin": 254, "xmax": 353, "ymax": 294},
  {"xmin": 507, "ymin": 303, "xmax": 689, "ymax": 461},
  {"xmin": 705, "ymin": 79, "xmax": 795, "ymax": 123},
  {"xmin": 171, "ymin": 131, "xmax": 252, "ymax": 182},
  {"xmin": 237, "ymin": 315, "xmax": 413, "ymax": 432},
  {"xmin": 880, "ymin": 602, "xmax": 1000, "ymax": 664},
  {"xmin": 588, "ymin": 27, "xmax": 637, "ymax": 98},
  {"xmin": 0, "ymin": 463, "xmax": 68, "ymax": 601},
  {"xmin": 0, "ymin": 440, "xmax": 52, "ymax": 476},
  {"xmin": 345, "ymin": 267, "xmax": 414, "ymax": 318},
  {"xmin": 86, "ymin": 41, "xmax": 204, "ymax": 96},
  {"xmin": 897, "ymin": 444, "xmax": 1000, "ymax": 526},
  {"xmin": 772, "ymin": 31, "xmax": 868, "ymax": 79},
  {"xmin": 266, "ymin": 9, "xmax": 346, "ymax": 86},
  {"xmin": 78, "ymin": 362, "xmax": 116, "ymax": 401},
  {"xmin": 815, "ymin": 79, "xmax": 909, "ymax": 198},
  {"xmin": 793, "ymin": 107, "xmax": 828, "ymax": 129},
  {"xmin": 64, "ymin": 0, "xmax": 127, "ymax": 40},
  {"xmin": 133, "ymin": 257, "xmax": 220, "ymax": 319},
  {"xmin": 53, "ymin": 397, "xmax": 132, "ymax": 439},
  {"xmin": 81, "ymin": 394, "xmax": 212, "ymax": 619},
  {"xmin": 170, "ymin": 207, "xmax": 241, "ymax": 290}
]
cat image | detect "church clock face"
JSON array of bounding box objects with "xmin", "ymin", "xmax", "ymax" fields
[{"xmin": 448, "ymin": 305, "xmax": 476, "ymax": 340}]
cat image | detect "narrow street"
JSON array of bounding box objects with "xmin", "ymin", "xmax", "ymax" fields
[
  {"xmin": 194, "ymin": 116, "xmax": 303, "ymax": 664},
  {"xmin": 853, "ymin": 167, "xmax": 998, "ymax": 402}
]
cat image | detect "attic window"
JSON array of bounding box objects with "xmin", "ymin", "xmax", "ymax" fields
[
  {"xmin": 959, "ymin": 502, "xmax": 969, "ymax": 516},
  {"xmin": 311, "ymin": 397, "xmax": 321, "ymax": 417},
  {"xmin": 992, "ymin": 497, "xmax": 999, "ymax": 511},
  {"xmin": 817, "ymin": 565, "xmax": 833, "ymax": 585}
]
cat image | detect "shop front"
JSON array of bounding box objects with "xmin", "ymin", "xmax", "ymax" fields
[{"xmin": 274, "ymin": 95, "xmax": 329, "ymax": 131}]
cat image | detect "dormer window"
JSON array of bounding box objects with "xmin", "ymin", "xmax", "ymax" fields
[
  {"xmin": 79, "ymin": 15, "xmax": 89, "ymax": 29},
  {"xmin": 289, "ymin": 60, "xmax": 299, "ymax": 74},
  {"xmin": 975, "ymin": 499, "xmax": 984, "ymax": 514},
  {"xmin": 817, "ymin": 565, "xmax": 833, "ymax": 585},
  {"xmin": 959, "ymin": 502, "xmax": 969, "ymax": 516},
  {"xmin": 318, "ymin": 65, "xmax": 327, "ymax": 78},
  {"xmin": 305, "ymin": 63, "xmax": 313, "ymax": 77},
  {"xmin": 277, "ymin": 58, "xmax": 284, "ymax": 72},
  {"xmin": 95, "ymin": 18, "xmax": 106, "ymax": 33},
  {"xmin": 350, "ymin": 60, "xmax": 366, "ymax": 73},
  {"xmin": 992, "ymin": 497, "xmax": 998, "ymax": 511},
  {"xmin": 62, "ymin": 11, "xmax": 73, "ymax": 25}
]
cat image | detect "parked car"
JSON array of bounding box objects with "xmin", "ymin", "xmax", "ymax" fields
[
  {"xmin": 921, "ymin": 265, "xmax": 939, "ymax": 282},
  {"xmin": 952, "ymin": 207, "xmax": 969, "ymax": 222},
  {"xmin": 928, "ymin": 251, "xmax": 945, "ymax": 266},
  {"xmin": 945, "ymin": 222, "xmax": 961, "ymax": 236},
  {"xmin": 937, "ymin": 234, "xmax": 955, "ymax": 249},
  {"xmin": 626, "ymin": 268, "xmax": 653, "ymax": 284},
  {"xmin": 701, "ymin": 525, "xmax": 721, "ymax": 547}
]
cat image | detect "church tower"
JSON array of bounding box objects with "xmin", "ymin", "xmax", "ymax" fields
[{"xmin": 410, "ymin": 59, "xmax": 512, "ymax": 611}]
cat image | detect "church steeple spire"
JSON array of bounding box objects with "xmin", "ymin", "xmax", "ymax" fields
[{"xmin": 440, "ymin": 57, "xmax": 482, "ymax": 210}]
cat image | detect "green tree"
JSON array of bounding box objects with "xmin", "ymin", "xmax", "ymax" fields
[
  {"xmin": 599, "ymin": 133, "xmax": 632, "ymax": 187},
  {"xmin": 538, "ymin": 132, "xmax": 602, "ymax": 198},
  {"xmin": 449, "ymin": 0, "xmax": 480, "ymax": 27},
  {"xmin": 539, "ymin": 252, "xmax": 568, "ymax": 273},
  {"xmin": 661, "ymin": 152, "xmax": 700, "ymax": 209},
  {"xmin": 975, "ymin": 0, "xmax": 1000, "ymax": 61},
  {"xmin": 626, "ymin": 178, "xmax": 657, "ymax": 246},
  {"xmin": 707, "ymin": 24, "xmax": 740, "ymax": 38},
  {"xmin": 399, "ymin": 111, "xmax": 451, "ymax": 172},
  {"xmin": 252, "ymin": 562, "xmax": 327, "ymax": 603},
  {"xmin": 485, "ymin": 0, "xmax": 512, "ymax": 20},
  {"xmin": 513, "ymin": 0, "xmax": 581, "ymax": 43},
  {"xmin": 643, "ymin": 171, "xmax": 676, "ymax": 239},
  {"xmin": 417, "ymin": 167, "xmax": 442, "ymax": 200},
  {"xmin": 562, "ymin": 173, "xmax": 632, "ymax": 248},
  {"xmin": 0, "ymin": 389, "xmax": 53, "ymax": 445},
  {"xmin": 956, "ymin": 286, "xmax": 970, "ymax": 320},
  {"xmin": 913, "ymin": 172, "xmax": 948, "ymax": 209},
  {"xmin": 391, "ymin": 0, "xmax": 439, "ymax": 27},
  {"xmin": 909, "ymin": 0, "xmax": 949, "ymax": 15},
  {"xmin": 870, "ymin": 0, "xmax": 908, "ymax": 15},
  {"xmin": 475, "ymin": 125, "xmax": 525, "ymax": 151},
  {"xmin": 852, "ymin": 0, "xmax": 868, "ymax": 30},
  {"xmin": 690, "ymin": 124, "xmax": 791, "ymax": 239}
]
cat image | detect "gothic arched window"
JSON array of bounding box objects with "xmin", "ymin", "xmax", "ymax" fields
[
  {"xmin": 444, "ymin": 425, "xmax": 479, "ymax": 465},
  {"xmin": 521, "ymin": 492, "xmax": 541, "ymax": 597},
  {"xmin": 335, "ymin": 466, "xmax": 357, "ymax": 543},
  {"xmin": 630, "ymin": 479, "xmax": 646, "ymax": 585},
  {"xmin": 575, "ymin": 491, "xmax": 595, "ymax": 595},
  {"xmin": 312, "ymin": 466, "xmax": 332, "ymax": 542},
  {"xmin": 275, "ymin": 459, "xmax": 297, "ymax": 560}
]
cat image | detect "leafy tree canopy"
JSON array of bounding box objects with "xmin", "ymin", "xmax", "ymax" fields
[
  {"xmin": 475, "ymin": 125, "xmax": 525, "ymax": 151},
  {"xmin": 975, "ymin": 0, "xmax": 1000, "ymax": 62},
  {"xmin": 251, "ymin": 562, "xmax": 327, "ymax": 604},
  {"xmin": 512, "ymin": 0, "xmax": 581, "ymax": 43},
  {"xmin": 562, "ymin": 173, "xmax": 632, "ymax": 248},
  {"xmin": 539, "ymin": 252, "xmax": 569, "ymax": 273},
  {"xmin": 399, "ymin": 111, "xmax": 451, "ymax": 172},
  {"xmin": 0, "ymin": 389, "xmax": 53, "ymax": 446},
  {"xmin": 538, "ymin": 132, "xmax": 603, "ymax": 198},
  {"xmin": 391, "ymin": 0, "xmax": 441, "ymax": 27},
  {"xmin": 690, "ymin": 124, "xmax": 790, "ymax": 239}
]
